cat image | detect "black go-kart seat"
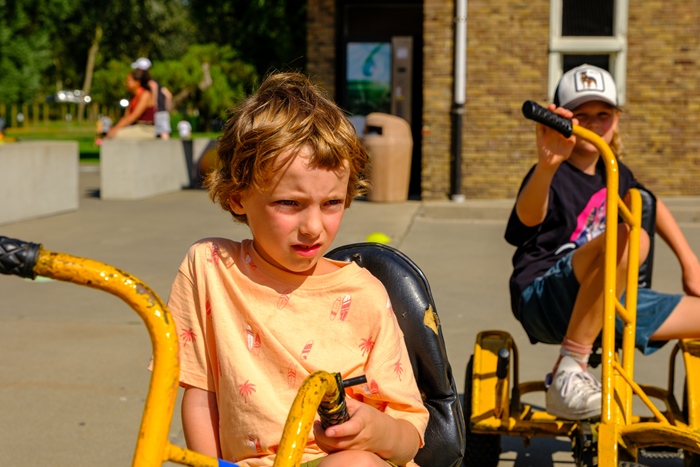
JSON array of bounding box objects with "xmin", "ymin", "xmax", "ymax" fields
[
  {"xmin": 326, "ymin": 242, "xmax": 465, "ymax": 467},
  {"xmin": 637, "ymin": 187, "xmax": 657, "ymax": 290}
]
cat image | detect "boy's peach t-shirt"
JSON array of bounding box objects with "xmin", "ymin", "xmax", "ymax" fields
[{"xmin": 168, "ymin": 238, "xmax": 429, "ymax": 466}]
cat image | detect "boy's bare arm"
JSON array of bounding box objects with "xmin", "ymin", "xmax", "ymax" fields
[
  {"xmin": 372, "ymin": 417, "xmax": 421, "ymax": 464},
  {"xmin": 655, "ymin": 199, "xmax": 700, "ymax": 296},
  {"xmin": 313, "ymin": 397, "xmax": 421, "ymax": 465},
  {"xmin": 182, "ymin": 385, "xmax": 222, "ymax": 458}
]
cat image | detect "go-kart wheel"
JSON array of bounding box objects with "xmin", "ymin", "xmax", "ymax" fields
[
  {"xmin": 572, "ymin": 421, "xmax": 597, "ymax": 467},
  {"xmin": 463, "ymin": 356, "xmax": 501, "ymax": 467}
]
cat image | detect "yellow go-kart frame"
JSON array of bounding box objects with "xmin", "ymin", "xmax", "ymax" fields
[
  {"xmin": 463, "ymin": 101, "xmax": 700, "ymax": 467},
  {"xmin": 0, "ymin": 237, "xmax": 364, "ymax": 467}
]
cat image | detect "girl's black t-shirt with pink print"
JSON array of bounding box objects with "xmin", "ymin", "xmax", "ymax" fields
[{"xmin": 505, "ymin": 158, "xmax": 643, "ymax": 319}]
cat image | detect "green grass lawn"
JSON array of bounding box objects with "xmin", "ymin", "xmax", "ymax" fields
[
  {"xmin": 6, "ymin": 123, "xmax": 100, "ymax": 161},
  {"xmin": 5, "ymin": 123, "xmax": 220, "ymax": 163}
]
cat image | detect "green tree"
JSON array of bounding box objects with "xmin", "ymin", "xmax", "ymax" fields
[
  {"xmin": 50, "ymin": 0, "xmax": 195, "ymax": 121},
  {"xmin": 0, "ymin": 0, "xmax": 71, "ymax": 104},
  {"xmin": 92, "ymin": 44, "xmax": 257, "ymax": 131},
  {"xmin": 188, "ymin": 0, "xmax": 307, "ymax": 76}
]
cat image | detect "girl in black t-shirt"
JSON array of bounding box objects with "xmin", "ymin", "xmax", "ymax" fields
[{"xmin": 506, "ymin": 64, "xmax": 700, "ymax": 420}]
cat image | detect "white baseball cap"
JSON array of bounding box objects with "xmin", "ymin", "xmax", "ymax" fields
[
  {"xmin": 554, "ymin": 64, "xmax": 619, "ymax": 110},
  {"xmin": 131, "ymin": 57, "xmax": 152, "ymax": 70}
]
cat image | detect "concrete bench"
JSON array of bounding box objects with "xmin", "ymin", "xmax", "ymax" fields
[
  {"xmin": 0, "ymin": 141, "xmax": 79, "ymax": 225},
  {"xmin": 100, "ymin": 139, "xmax": 190, "ymax": 200}
]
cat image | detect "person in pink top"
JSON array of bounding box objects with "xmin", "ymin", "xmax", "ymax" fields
[{"xmin": 168, "ymin": 71, "xmax": 429, "ymax": 466}]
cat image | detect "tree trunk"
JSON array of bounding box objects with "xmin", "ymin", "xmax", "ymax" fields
[
  {"xmin": 78, "ymin": 24, "xmax": 103, "ymax": 123},
  {"xmin": 171, "ymin": 62, "xmax": 213, "ymax": 109}
]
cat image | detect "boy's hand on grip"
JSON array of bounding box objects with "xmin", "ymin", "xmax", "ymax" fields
[{"xmin": 312, "ymin": 397, "xmax": 384, "ymax": 454}]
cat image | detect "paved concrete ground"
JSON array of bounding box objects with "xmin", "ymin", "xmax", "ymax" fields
[{"xmin": 1, "ymin": 165, "xmax": 699, "ymax": 466}]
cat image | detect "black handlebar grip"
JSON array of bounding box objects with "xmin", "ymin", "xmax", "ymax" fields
[
  {"xmin": 318, "ymin": 374, "xmax": 367, "ymax": 429},
  {"xmin": 496, "ymin": 348, "xmax": 510, "ymax": 380},
  {"xmin": 0, "ymin": 236, "xmax": 41, "ymax": 279},
  {"xmin": 521, "ymin": 100, "xmax": 573, "ymax": 138}
]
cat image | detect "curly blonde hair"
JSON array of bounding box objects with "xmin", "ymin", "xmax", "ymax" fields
[{"xmin": 206, "ymin": 72, "xmax": 370, "ymax": 224}]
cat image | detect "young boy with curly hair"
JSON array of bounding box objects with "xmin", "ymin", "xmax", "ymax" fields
[{"xmin": 168, "ymin": 72, "xmax": 429, "ymax": 466}]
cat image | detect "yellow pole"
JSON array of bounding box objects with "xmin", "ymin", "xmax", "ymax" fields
[
  {"xmin": 31, "ymin": 249, "xmax": 181, "ymax": 467},
  {"xmin": 273, "ymin": 371, "xmax": 340, "ymax": 467},
  {"xmin": 569, "ymin": 126, "xmax": 620, "ymax": 466}
]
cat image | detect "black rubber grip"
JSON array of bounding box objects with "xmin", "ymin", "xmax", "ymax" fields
[
  {"xmin": 496, "ymin": 348, "xmax": 510, "ymax": 380},
  {"xmin": 0, "ymin": 236, "xmax": 41, "ymax": 279},
  {"xmin": 521, "ymin": 100, "xmax": 573, "ymax": 138},
  {"xmin": 318, "ymin": 374, "xmax": 368, "ymax": 428}
]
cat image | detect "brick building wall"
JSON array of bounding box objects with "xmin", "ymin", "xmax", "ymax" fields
[
  {"xmin": 624, "ymin": 3, "xmax": 700, "ymax": 196},
  {"xmin": 421, "ymin": 0, "xmax": 454, "ymax": 199},
  {"xmin": 452, "ymin": 0, "xmax": 550, "ymax": 200},
  {"xmin": 307, "ymin": 1, "xmax": 700, "ymax": 200}
]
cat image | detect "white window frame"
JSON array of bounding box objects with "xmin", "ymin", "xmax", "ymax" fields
[{"xmin": 548, "ymin": 0, "xmax": 629, "ymax": 105}]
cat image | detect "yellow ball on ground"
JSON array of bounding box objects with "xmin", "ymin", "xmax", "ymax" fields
[{"xmin": 365, "ymin": 232, "xmax": 391, "ymax": 244}]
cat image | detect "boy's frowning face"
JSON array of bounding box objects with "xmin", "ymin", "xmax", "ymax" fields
[{"xmin": 229, "ymin": 147, "xmax": 350, "ymax": 276}]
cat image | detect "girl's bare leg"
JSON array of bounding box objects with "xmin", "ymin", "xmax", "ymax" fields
[
  {"xmin": 568, "ymin": 224, "xmax": 649, "ymax": 345},
  {"xmin": 650, "ymin": 296, "xmax": 700, "ymax": 340}
]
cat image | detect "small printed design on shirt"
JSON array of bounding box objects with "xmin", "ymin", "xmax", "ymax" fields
[
  {"xmin": 363, "ymin": 379, "xmax": 381, "ymax": 398},
  {"xmin": 571, "ymin": 187, "xmax": 607, "ymax": 247},
  {"xmin": 205, "ymin": 243, "xmax": 220, "ymax": 267},
  {"xmin": 277, "ymin": 289, "xmax": 292, "ymax": 310},
  {"xmin": 287, "ymin": 363, "xmax": 297, "ymax": 388},
  {"xmin": 245, "ymin": 253, "xmax": 257, "ymax": 270},
  {"xmin": 247, "ymin": 432, "xmax": 263, "ymax": 454},
  {"xmin": 246, "ymin": 324, "xmax": 261, "ymax": 356},
  {"xmin": 359, "ymin": 337, "xmax": 375, "ymax": 356},
  {"xmin": 205, "ymin": 299, "xmax": 212, "ymax": 319},
  {"xmin": 301, "ymin": 340, "xmax": 314, "ymax": 360},
  {"xmin": 393, "ymin": 360, "xmax": 404, "ymax": 381},
  {"xmin": 180, "ymin": 328, "xmax": 197, "ymax": 347},
  {"xmin": 238, "ymin": 380, "xmax": 256, "ymax": 403},
  {"xmin": 330, "ymin": 294, "xmax": 352, "ymax": 321}
]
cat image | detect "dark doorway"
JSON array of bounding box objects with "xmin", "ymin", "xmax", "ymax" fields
[{"xmin": 337, "ymin": 0, "xmax": 424, "ymax": 199}]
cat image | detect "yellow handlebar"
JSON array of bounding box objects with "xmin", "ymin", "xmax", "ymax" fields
[{"xmin": 2, "ymin": 244, "xmax": 353, "ymax": 467}]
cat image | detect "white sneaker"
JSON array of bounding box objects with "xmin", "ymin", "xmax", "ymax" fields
[{"xmin": 545, "ymin": 355, "xmax": 602, "ymax": 420}]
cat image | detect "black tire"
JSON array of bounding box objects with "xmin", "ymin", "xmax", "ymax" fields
[
  {"xmin": 572, "ymin": 421, "xmax": 597, "ymax": 467},
  {"xmin": 463, "ymin": 355, "xmax": 501, "ymax": 467},
  {"xmin": 618, "ymin": 463, "xmax": 650, "ymax": 467}
]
